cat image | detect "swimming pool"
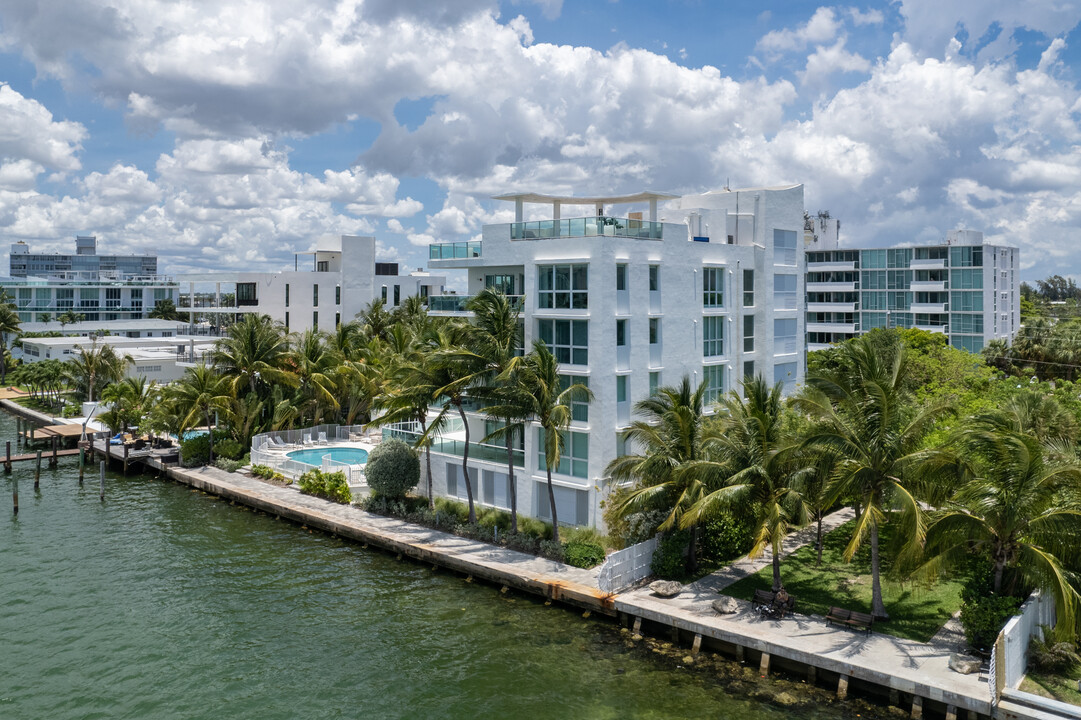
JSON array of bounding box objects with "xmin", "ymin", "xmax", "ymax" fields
[{"xmin": 287, "ymin": 447, "xmax": 369, "ymax": 466}]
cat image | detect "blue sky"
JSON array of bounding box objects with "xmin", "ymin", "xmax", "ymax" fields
[{"xmin": 1, "ymin": 0, "xmax": 1081, "ymax": 286}]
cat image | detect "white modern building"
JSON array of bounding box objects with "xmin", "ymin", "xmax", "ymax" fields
[
  {"xmin": 3, "ymin": 236, "xmax": 177, "ymax": 323},
  {"xmin": 177, "ymin": 235, "xmax": 447, "ymax": 333},
  {"xmin": 409, "ymin": 185, "xmax": 807, "ymax": 530},
  {"xmin": 805, "ymin": 229, "xmax": 1020, "ymax": 353},
  {"xmin": 18, "ymin": 334, "xmax": 217, "ymax": 384}
]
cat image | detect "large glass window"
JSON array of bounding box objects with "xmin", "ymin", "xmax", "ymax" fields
[
  {"xmin": 951, "ymin": 269, "xmax": 983, "ymax": 289},
  {"xmin": 862, "ymin": 292, "xmax": 887, "ymax": 310},
  {"xmin": 703, "ymin": 316, "xmax": 724, "ymax": 357},
  {"xmin": 649, "ymin": 371, "xmax": 660, "ymax": 396},
  {"xmin": 285, "ymin": 284, "xmax": 289, "ymax": 307},
  {"xmin": 649, "ymin": 318, "xmax": 660, "ymax": 345},
  {"xmin": 538, "ymin": 264, "xmax": 588, "ymax": 309},
  {"xmin": 537, "ymin": 428, "xmax": 589, "ymax": 478},
  {"xmin": 313, "ymin": 284, "xmax": 318, "ymax": 307},
  {"xmin": 703, "ymin": 267, "xmax": 724, "ymax": 307},
  {"xmin": 952, "ymin": 336, "xmax": 984, "ymax": 353},
  {"xmin": 950, "ymin": 246, "xmax": 983, "ymax": 267},
  {"xmin": 616, "ymin": 375, "xmax": 628, "ymax": 403},
  {"xmin": 952, "ymin": 314, "xmax": 984, "ymax": 334},
  {"xmin": 56, "ymin": 288, "xmax": 73, "ymax": 308},
  {"xmin": 773, "ymin": 229, "xmax": 797, "ymax": 265},
  {"xmin": 486, "ymin": 274, "xmax": 515, "ymax": 295},
  {"xmin": 773, "ymin": 274, "xmax": 797, "ymax": 309},
  {"xmin": 616, "ymin": 264, "xmax": 627, "ymax": 291},
  {"xmin": 616, "ymin": 319, "xmax": 627, "ymax": 347},
  {"xmin": 538, "ymin": 319, "xmax": 588, "ymax": 365},
  {"xmin": 558, "ymin": 375, "xmax": 589, "ymax": 422},
  {"xmin": 649, "ymin": 265, "xmax": 659, "ymax": 292},
  {"xmin": 887, "ymin": 249, "xmax": 911, "ymax": 268},
  {"xmin": 951, "ymin": 291, "xmax": 983, "ymax": 312},
  {"xmin": 774, "ymin": 317, "xmax": 797, "ymax": 354},
  {"xmin": 743, "ymin": 269, "xmax": 754, "ymax": 306},
  {"xmin": 861, "ymin": 249, "xmax": 886, "ymax": 268},
  {"xmin": 743, "ymin": 315, "xmax": 754, "ymax": 352},
  {"xmin": 862, "ymin": 270, "xmax": 887, "ymax": 290},
  {"xmin": 703, "ymin": 364, "xmax": 725, "ymax": 405},
  {"xmin": 887, "ymin": 270, "xmax": 910, "ymax": 290}
]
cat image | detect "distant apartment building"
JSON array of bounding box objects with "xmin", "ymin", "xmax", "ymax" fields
[
  {"xmin": 804, "ymin": 228, "xmax": 1020, "ymax": 353},
  {"xmin": 177, "ymin": 235, "xmax": 447, "ymax": 333},
  {"xmin": 3, "ymin": 236, "xmax": 177, "ymax": 323},
  {"xmin": 417, "ymin": 185, "xmax": 807, "ymax": 529}
]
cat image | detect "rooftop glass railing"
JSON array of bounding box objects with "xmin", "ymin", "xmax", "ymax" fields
[
  {"xmin": 429, "ymin": 241, "xmax": 482, "ymax": 260},
  {"xmin": 382, "ymin": 425, "xmax": 524, "ymax": 467},
  {"xmin": 427, "ymin": 294, "xmax": 523, "ymax": 313},
  {"xmin": 511, "ymin": 215, "xmax": 662, "ymax": 241}
]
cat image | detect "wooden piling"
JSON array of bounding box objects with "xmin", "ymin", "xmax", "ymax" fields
[
  {"xmin": 12, "ymin": 475, "xmax": 18, "ymax": 514},
  {"xmin": 806, "ymin": 666, "xmax": 817, "ymax": 684},
  {"xmin": 50, "ymin": 435, "xmax": 58, "ymax": 468},
  {"xmin": 4, "ymin": 440, "xmax": 10, "ymax": 473},
  {"xmin": 78, "ymin": 447, "xmax": 85, "ymax": 484},
  {"xmin": 99, "ymin": 461, "xmax": 105, "ymax": 501},
  {"xmin": 15, "ymin": 417, "xmax": 20, "ymax": 447},
  {"xmin": 759, "ymin": 652, "xmax": 771, "ymax": 677},
  {"xmin": 691, "ymin": 633, "xmax": 702, "ymax": 655},
  {"xmin": 123, "ymin": 443, "xmax": 129, "ymax": 475},
  {"xmin": 34, "ymin": 450, "xmax": 41, "ymax": 489},
  {"xmin": 910, "ymin": 696, "xmax": 922, "ymax": 720},
  {"xmin": 28, "ymin": 424, "xmax": 34, "ymax": 443},
  {"xmin": 945, "ymin": 704, "xmax": 957, "ymax": 720},
  {"xmin": 837, "ymin": 675, "xmax": 849, "ymax": 700}
]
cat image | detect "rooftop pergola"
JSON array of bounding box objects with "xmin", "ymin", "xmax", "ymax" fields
[{"xmin": 493, "ymin": 191, "xmax": 677, "ymax": 223}]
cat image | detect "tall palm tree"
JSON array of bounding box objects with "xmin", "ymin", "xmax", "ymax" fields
[
  {"xmin": 0, "ymin": 300, "xmax": 21, "ymax": 383},
  {"xmin": 288, "ymin": 329, "xmax": 342, "ymax": 425},
  {"xmin": 682, "ymin": 376, "xmax": 809, "ymax": 590},
  {"xmin": 64, "ymin": 340, "xmax": 131, "ymax": 403},
  {"xmin": 606, "ymin": 376, "xmax": 708, "ymax": 571},
  {"xmin": 358, "ymin": 298, "xmax": 394, "ymax": 342},
  {"xmin": 918, "ymin": 428, "xmax": 1081, "ymax": 639},
  {"xmin": 171, "ymin": 363, "xmax": 231, "ymax": 463},
  {"xmin": 210, "ymin": 313, "xmax": 296, "ymax": 397},
  {"xmin": 799, "ymin": 335, "xmax": 948, "ymax": 619},
  {"xmin": 100, "ymin": 376, "xmax": 156, "ymax": 435},
  {"xmin": 512, "ymin": 341, "xmax": 592, "ymax": 543}
]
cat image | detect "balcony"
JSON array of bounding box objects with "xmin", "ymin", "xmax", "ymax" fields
[
  {"xmin": 910, "ymin": 281, "xmax": 946, "ymax": 292},
  {"xmin": 914, "ymin": 325, "xmax": 947, "ymax": 334},
  {"xmin": 429, "ymin": 241, "xmax": 482, "ymax": 261},
  {"xmin": 428, "ymin": 294, "xmax": 523, "ymax": 315},
  {"xmin": 511, "ymin": 216, "xmax": 662, "ymax": 241},
  {"xmin": 807, "ymin": 302, "xmax": 857, "ymax": 312},
  {"xmin": 806, "ymin": 322, "xmax": 856, "ymax": 333},
  {"xmin": 806, "ymin": 260, "xmax": 856, "ymax": 272},
  {"xmin": 910, "ymin": 258, "xmax": 946, "ymax": 270},
  {"xmin": 806, "ymin": 281, "xmax": 856, "ymax": 292},
  {"xmin": 911, "ymin": 302, "xmax": 947, "ymax": 313},
  {"xmin": 382, "ymin": 425, "xmax": 524, "ymax": 467}
]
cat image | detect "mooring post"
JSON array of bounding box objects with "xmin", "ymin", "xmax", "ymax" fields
[
  {"xmin": 78, "ymin": 447, "xmax": 85, "ymax": 484},
  {"xmin": 910, "ymin": 695, "xmax": 922, "ymax": 720},
  {"xmin": 759, "ymin": 652, "xmax": 771, "ymax": 677},
  {"xmin": 4, "ymin": 440, "xmax": 10, "ymax": 473},
  {"xmin": 632, "ymin": 617, "xmax": 642, "ymax": 635},
  {"xmin": 890, "ymin": 688, "xmax": 900, "ymax": 706},
  {"xmin": 735, "ymin": 645, "xmax": 744, "ymax": 662},
  {"xmin": 691, "ymin": 633, "xmax": 702, "ymax": 655},
  {"xmin": 806, "ymin": 665, "xmax": 817, "ymax": 684},
  {"xmin": 944, "ymin": 705, "xmax": 957, "ymax": 720},
  {"xmin": 836, "ymin": 675, "xmax": 849, "ymax": 700},
  {"xmin": 28, "ymin": 424, "xmax": 34, "ymax": 443},
  {"xmin": 15, "ymin": 417, "xmax": 20, "ymax": 447},
  {"xmin": 123, "ymin": 443, "xmax": 129, "ymax": 475},
  {"xmin": 99, "ymin": 460, "xmax": 105, "ymax": 502},
  {"xmin": 34, "ymin": 450, "xmax": 41, "ymax": 489},
  {"xmin": 50, "ymin": 435, "xmax": 58, "ymax": 468},
  {"xmin": 12, "ymin": 475, "xmax": 18, "ymax": 514}
]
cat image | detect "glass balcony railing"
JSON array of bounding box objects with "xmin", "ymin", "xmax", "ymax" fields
[
  {"xmin": 427, "ymin": 294, "xmax": 523, "ymax": 313},
  {"xmin": 511, "ymin": 215, "xmax": 662, "ymax": 241},
  {"xmin": 382, "ymin": 426, "xmax": 524, "ymax": 467},
  {"xmin": 429, "ymin": 241, "xmax": 482, "ymax": 260}
]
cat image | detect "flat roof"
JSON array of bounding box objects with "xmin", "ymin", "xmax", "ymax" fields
[
  {"xmin": 492, "ymin": 191, "xmax": 678, "ymax": 205},
  {"xmin": 19, "ymin": 318, "xmax": 183, "ymax": 334},
  {"xmin": 22, "ymin": 335, "xmax": 216, "ymax": 348}
]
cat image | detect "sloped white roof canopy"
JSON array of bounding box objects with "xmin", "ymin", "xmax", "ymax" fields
[{"xmin": 493, "ymin": 190, "xmax": 678, "ymax": 222}]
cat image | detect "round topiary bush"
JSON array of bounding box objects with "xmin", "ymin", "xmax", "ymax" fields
[{"xmin": 365, "ymin": 438, "xmax": 420, "ymax": 500}]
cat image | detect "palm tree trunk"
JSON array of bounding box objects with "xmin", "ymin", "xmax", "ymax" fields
[
  {"xmin": 206, "ymin": 409, "xmax": 215, "ymax": 464},
  {"xmin": 869, "ymin": 521, "xmax": 888, "ymax": 619},
  {"xmin": 457, "ymin": 403, "xmax": 476, "ymax": 523},
  {"xmin": 687, "ymin": 523, "xmax": 699, "ymax": 574},
  {"xmin": 420, "ymin": 416, "xmax": 433, "ymax": 509},
  {"xmin": 546, "ymin": 466, "xmax": 559, "ymax": 543},
  {"xmin": 505, "ymin": 420, "xmax": 517, "ymax": 534},
  {"xmin": 0, "ymin": 331, "xmax": 6, "ymax": 383},
  {"xmin": 993, "ymin": 559, "xmax": 1005, "ymax": 595},
  {"xmin": 772, "ymin": 546, "xmax": 782, "ymax": 591},
  {"xmin": 816, "ymin": 511, "xmax": 824, "ymax": 566}
]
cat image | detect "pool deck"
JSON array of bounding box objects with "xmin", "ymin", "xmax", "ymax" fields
[{"xmin": 146, "ymin": 459, "xmax": 1001, "ymax": 719}]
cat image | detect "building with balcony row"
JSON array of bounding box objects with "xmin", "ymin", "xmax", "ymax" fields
[
  {"xmin": 805, "ymin": 229, "xmax": 1020, "ymax": 353},
  {"xmin": 176, "ymin": 235, "xmax": 447, "ymax": 333},
  {"xmin": 3, "ymin": 236, "xmax": 178, "ymax": 323},
  {"xmin": 418, "ymin": 185, "xmax": 807, "ymax": 530}
]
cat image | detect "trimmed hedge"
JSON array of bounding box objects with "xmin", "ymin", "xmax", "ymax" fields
[{"xmin": 298, "ymin": 469, "xmax": 351, "ymax": 504}]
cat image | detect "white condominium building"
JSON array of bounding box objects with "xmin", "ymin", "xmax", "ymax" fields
[
  {"xmin": 418, "ymin": 185, "xmax": 807, "ymax": 530},
  {"xmin": 177, "ymin": 235, "xmax": 447, "ymax": 333},
  {"xmin": 805, "ymin": 229, "xmax": 1020, "ymax": 353}
]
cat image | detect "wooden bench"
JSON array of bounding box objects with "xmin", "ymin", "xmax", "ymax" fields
[
  {"xmin": 752, "ymin": 589, "xmax": 775, "ymax": 611},
  {"xmin": 826, "ymin": 606, "xmax": 874, "ymax": 633}
]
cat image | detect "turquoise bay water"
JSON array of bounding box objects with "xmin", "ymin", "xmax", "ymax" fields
[
  {"xmin": 287, "ymin": 446, "xmax": 370, "ymax": 466},
  {"xmin": 0, "ymin": 412, "xmax": 839, "ymax": 720}
]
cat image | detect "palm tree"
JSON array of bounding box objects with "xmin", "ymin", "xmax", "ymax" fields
[
  {"xmin": 288, "ymin": 329, "xmax": 342, "ymax": 425},
  {"xmin": 799, "ymin": 335, "xmax": 948, "ymax": 619},
  {"xmin": 606, "ymin": 376, "xmax": 708, "ymax": 572},
  {"xmin": 148, "ymin": 298, "xmax": 180, "ymax": 321},
  {"xmin": 57, "ymin": 310, "xmax": 85, "ymax": 328},
  {"xmin": 358, "ymin": 298, "xmax": 394, "ymax": 342},
  {"xmin": 99, "ymin": 376, "xmax": 156, "ymax": 435},
  {"xmin": 682, "ymin": 376, "xmax": 809, "ymax": 590},
  {"xmin": 64, "ymin": 340, "xmax": 131, "ymax": 403},
  {"xmin": 918, "ymin": 428, "xmax": 1081, "ymax": 638},
  {"xmin": 38, "ymin": 313, "xmax": 51, "ymax": 325},
  {"xmin": 171, "ymin": 363, "xmax": 230, "ymax": 463},
  {"xmin": 0, "ymin": 300, "xmax": 21, "ymax": 383},
  {"xmin": 513, "ymin": 341, "xmax": 592, "ymax": 543},
  {"xmin": 210, "ymin": 313, "xmax": 296, "ymax": 397}
]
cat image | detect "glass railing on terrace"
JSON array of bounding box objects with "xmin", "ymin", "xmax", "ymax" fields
[
  {"xmin": 427, "ymin": 294, "xmax": 524, "ymax": 313},
  {"xmin": 511, "ymin": 215, "xmax": 662, "ymax": 241},
  {"xmin": 382, "ymin": 426, "xmax": 524, "ymax": 467},
  {"xmin": 429, "ymin": 241, "xmax": 482, "ymax": 260}
]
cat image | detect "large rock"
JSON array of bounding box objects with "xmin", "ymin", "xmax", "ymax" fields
[
  {"xmin": 948, "ymin": 653, "xmax": 983, "ymax": 674},
  {"xmin": 712, "ymin": 598, "xmax": 739, "ymax": 614},
  {"xmin": 649, "ymin": 580, "xmax": 684, "ymax": 597}
]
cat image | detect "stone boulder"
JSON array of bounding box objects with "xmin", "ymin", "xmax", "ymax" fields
[
  {"xmin": 948, "ymin": 653, "xmax": 983, "ymax": 675},
  {"xmin": 649, "ymin": 580, "xmax": 684, "ymax": 597},
  {"xmin": 712, "ymin": 598, "xmax": 740, "ymax": 614}
]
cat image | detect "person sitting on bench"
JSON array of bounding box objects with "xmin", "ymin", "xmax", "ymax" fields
[{"xmin": 771, "ymin": 587, "xmax": 790, "ymax": 617}]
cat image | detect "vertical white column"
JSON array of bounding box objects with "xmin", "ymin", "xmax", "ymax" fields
[
  {"xmin": 188, "ymin": 281, "xmax": 195, "ymax": 333},
  {"xmin": 649, "ymin": 197, "xmax": 657, "ymax": 222},
  {"xmin": 515, "ymin": 198, "xmax": 524, "ymax": 223},
  {"xmin": 553, "ymin": 202, "xmax": 560, "ymax": 220}
]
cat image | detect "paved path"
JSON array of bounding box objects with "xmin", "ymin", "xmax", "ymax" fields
[{"xmin": 693, "ymin": 506, "xmax": 856, "ymax": 593}]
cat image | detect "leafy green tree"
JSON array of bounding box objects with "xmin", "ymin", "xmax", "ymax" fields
[
  {"xmin": 64, "ymin": 340, "xmax": 131, "ymax": 403},
  {"xmin": 366, "ymin": 437, "xmax": 420, "ymax": 500},
  {"xmin": 56, "ymin": 310, "xmax": 85, "ymax": 328},
  {"xmin": 99, "ymin": 376, "xmax": 156, "ymax": 435},
  {"xmin": 210, "ymin": 313, "xmax": 296, "ymax": 397},
  {"xmin": 170, "ymin": 363, "xmax": 231, "ymax": 463},
  {"xmin": 800, "ymin": 335, "xmax": 948, "ymax": 619},
  {"xmin": 148, "ymin": 298, "xmax": 180, "ymax": 321},
  {"xmin": 0, "ymin": 299, "xmax": 21, "ymax": 383},
  {"xmin": 606, "ymin": 376, "xmax": 706, "ymax": 570},
  {"xmin": 288, "ymin": 329, "xmax": 343, "ymax": 425}
]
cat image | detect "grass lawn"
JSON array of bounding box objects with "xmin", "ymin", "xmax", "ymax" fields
[
  {"xmin": 1020, "ymin": 664, "xmax": 1081, "ymax": 707},
  {"xmin": 723, "ymin": 518, "xmax": 968, "ymax": 642}
]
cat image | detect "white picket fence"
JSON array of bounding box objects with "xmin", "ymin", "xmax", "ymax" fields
[
  {"xmin": 597, "ymin": 537, "xmax": 659, "ymax": 594},
  {"xmin": 1001, "ymin": 590, "xmax": 1057, "ymax": 689}
]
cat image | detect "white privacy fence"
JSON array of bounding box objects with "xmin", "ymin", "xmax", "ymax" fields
[
  {"xmin": 1000, "ymin": 590, "xmax": 1057, "ymax": 690},
  {"xmin": 248, "ymin": 423, "xmax": 376, "ymax": 484},
  {"xmin": 597, "ymin": 537, "xmax": 659, "ymax": 594}
]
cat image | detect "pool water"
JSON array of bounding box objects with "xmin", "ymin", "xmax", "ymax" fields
[{"xmin": 287, "ymin": 447, "xmax": 369, "ymax": 466}]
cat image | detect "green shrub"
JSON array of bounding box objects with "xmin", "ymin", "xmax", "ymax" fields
[
  {"xmin": 561, "ymin": 526, "xmax": 607, "ymax": 548},
  {"xmin": 1029, "ymin": 629, "xmax": 1081, "ymax": 672},
  {"xmin": 214, "ymin": 457, "xmax": 242, "ymax": 473},
  {"xmin": 179, "ymin": 430, "xmax": 231, "ymax": 467},
  {"xmin": 959, "ymin": 595, "xmax": 1022, "ymax": 652},
  {"xmin": 298, "ymin": 469, "xmax": 351, "ymax": 504},
  {"xmin": 434, "ymin": 497, "xmax": 471, "ymax": 525},
  {"xmin": 651, "ymin": 530, "xmax": 691, "ymax": 579},
  {"xmin": 517, "ymin": 516, "xmax": 553, "ymax": 541},
  {"xmin": 564, "ymin": 540, "xmax": 606, "ymax": 568},
  {"xmin": 214, "ymin": 438, "xmax": 245, "ymax": 460},
  {"xmin": 700, "ymin": 510, "xmax": 754, "ymax": 564},
  {"xmin": 365, "ymin": 438, "xmax": 420, "ymax": 499}
]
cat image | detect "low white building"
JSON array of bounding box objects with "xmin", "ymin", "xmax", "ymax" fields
[
  {"xmin": 414, "ymin": 185, "xmax": 807, "ymax": 530},
  {"xmin": 19, "ymin": 334, "xmax": 217, "ymax": 384},
  {"xmin": 177, "ymin": 235, "xmax": 447, "ymax": 333}
]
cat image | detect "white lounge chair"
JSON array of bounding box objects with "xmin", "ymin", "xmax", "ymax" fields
[
  {"xmin": 302, "ymin": 433, "xmax": 313, "ymax": 446},
  {"xmin": 316, "ymin": 431, "xmax": 328, "ymax": 445}
]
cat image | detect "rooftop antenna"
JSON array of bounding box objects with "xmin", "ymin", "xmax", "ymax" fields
[{"xmin": 724, "ymin": 177, "xmax": 730, "ymax": 191}]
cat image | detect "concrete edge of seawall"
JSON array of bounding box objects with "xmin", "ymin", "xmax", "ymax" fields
[{"xmin": 0, "ymin": 399, "xmax": 58, "ymax": 425}]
